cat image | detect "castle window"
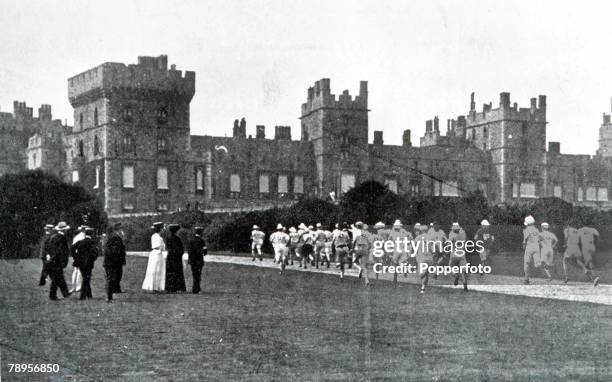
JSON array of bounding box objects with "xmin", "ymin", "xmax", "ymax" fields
[
  {"xmin": 597, "ymin": 187, "xmax": 609, "ymax": 201},
  {"xmin": 577, "ymin": 187, "xmax": 584, "ymax": 202},
  {"xmin": 483, "ymin": 127, "xmax": 488, "ymax": 138},
  {"xmin": 293, "ymin": 175, "xmax": 304, "ymax": 194},
  {"xmin": 78, "ymin": 140, "xmax": 84, "ymax": 157},
  {"xmin": 94, "ymin": 108, "xmax": 98, "ymax": 126},
  {"xmin": 553, "ymin": 185, "xmax": 562, "ymax": 198},
  {"xmin": 122, "ymin": 108, "xmax": 133, "ymax": 123},
  {"xmin": 94, "ymin": 165, "xmax": 100, "ymax": 189},
  {"xmin": 94, "ymin": 136, "xmax": 100, "ymax": 156},
  {"xmin": 441, "ymin": 181, "xmax": 459, "ymax": 197},
  {"xmin": 522, "ymin": 123, "xmax": 528, "ymax": 136},
  {"xmin": 259, "ymin": 174, "xmax": 270, "ymax": 195},
  {"xmin": 411, "ymin": 184, "xmax": 420, "ymax": 194},
  {"xmin": 72, "ymin": 170, "xmax": 79, "ymax": 183},
  {"xmin": 122, "ymin": 165, "xmax": 134, "ymax": 189},
  {"xmin": 229, "ymin": 174, "xmax": 241, "ymax": 197},
  {"xmin": 512, "ymin": 182, "xmax": 519, "ymax": 198},
  {"xmin": 385, "ymin": 178, "xmax": 398, "ymax": 193},
  {"xmin": 278, "ymin": 175, "xmax": 288, "ymax": 194},
  {"xmin": 157, "ymin": 166, "xmax": 168, "ymax": 190},
  {"xmin": 520, "ymin": 183, "xmax": 536, "ymax": 198},
  {"xmin": 195, "ymin": 168, "xmax": 204, "ymax": 192},
  {"xmin": 157, "ymin": 107, "xmax": 168, "ymax": 124},
  {"xmin": 586, "ymin": 187, "xmax": 597, "ymax": 201},
  {"xmin": 340, "ymin": 174, "xmax": 355, "ymax": 194},
  {"xmin": 157, "ymin": 136, "xmax": 167, "ymax": 152},
  {"xmin": 79, "ymin": 113, "xmax": 83, "ymax": 129},
  {"xmin": 123, "ymin": 134, "xmax": 135, "ymax": 155}
]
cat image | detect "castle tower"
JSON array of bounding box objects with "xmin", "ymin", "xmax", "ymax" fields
[
  {"xmin": 465, "ymin": 92, "xmax": 547, "ymax": 202},
  {"xmin": 299, "ymin": 79, "xmax": 369, "ymax": 196},
  {"xmin": 597, "ymin": 99, "xmax": 612, "ymax": 157},
  {"xmin": 66, "ymin": 55, "xmax": 196, "ymax": 216}
]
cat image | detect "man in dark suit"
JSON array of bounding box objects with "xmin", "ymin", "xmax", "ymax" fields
[
  {"xmin": 46, "ymin": 222, "xmax": 71, "ymax": 300},
  {"xmin": 103, "ymin": 223, "xmax": 126, "ymax": 302},
  {"xmin": 72, "ymin": 227, "xmax": 98, "ymax": 300},
  {"xmin": 187, "ymin": 226, "xmax": 207, "ymax": 294},
  {"xmin": 38, "ymin": 224, "xmax": 54, "ymax": 286}
]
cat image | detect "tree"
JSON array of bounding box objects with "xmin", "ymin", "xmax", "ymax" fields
[{"xmin": 0, "ymin": 170, "xmax": 106, "ymax": 258}]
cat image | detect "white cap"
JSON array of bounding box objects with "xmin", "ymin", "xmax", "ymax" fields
[
  {"xmin": 480, "ymin": 220, "xmax": 490, "ymax": 226},
  {"xmin": 316, "ymin": 223, "xmax": 322, "ymax": 228},
  {"xmin": 451, "ymin": 222, "xmax": 460, "ymax": 229},
  {"xmin": 374, "ymin": 222, "xmax": 385, "ymax": 229},
  {"xmin": 541, "ymin": 222, "xmax": 549, "ymax": 228},
  {"xmin": 414, "ymin": 223, "xmax": 421, "ymax": 228},
  {"xmin": 393, "ymin": 219, "xmax": 402, "ymax": 227},
  {"xmin": 276, "ymin": 224, "xmax": 283, "ymax": 230},
  {"xmin": 298, "ymin": 223, "xmax": 306, "ymax": 230},
  {"xmin": 524, "ymin": 215, "xmax": 535, "ymax": 226},
  {"xmin": 252, "ymin": 225, "xmax": 259, "ymax": 230},
  {"xmin": 289, "ymin": 227, "xmax": 296, "ymax": 233}
]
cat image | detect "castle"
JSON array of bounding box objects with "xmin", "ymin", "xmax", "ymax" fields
[{"xmin": 0, "ymin": 55, "xmax": 611, "ymax": 217}]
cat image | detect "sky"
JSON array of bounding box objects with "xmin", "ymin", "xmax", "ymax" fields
[{"xmin": 1, "ymin": 0, "xmax": 612, "ymax": 154}]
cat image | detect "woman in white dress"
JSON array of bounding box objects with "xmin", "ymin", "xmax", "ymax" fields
[{"xmin": 142, "ymin": 222, "xmax": 166, "ymax": 292}]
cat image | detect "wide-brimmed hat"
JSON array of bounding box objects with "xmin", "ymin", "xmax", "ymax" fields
[
  {"xmin": 44, "ymin": 224, "xmax": 54, "ymax": 229},
  {"xmin": 480, "ymin": 219, "xmax": 490, "ymax": 226},
  {"xmin": 393, "ymin": 219, "xmax": 403, "ymax": 227},
  {"xmin": 54, "ymin": 222, "xmax": 70, "ymax": 231},
  {"xmin": 374, "ymin": 222, "xmax": 385, "ymax": 229},
  {"xmin": 524, "ymin": 215, "xmax": 535, "ymax": 226}
]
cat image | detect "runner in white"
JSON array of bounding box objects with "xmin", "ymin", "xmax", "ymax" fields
[
  {"xmin": 270, "ymin": 224, "xmax": 290, "ymax": 274},
  {"xmin": 251, "ymin": 225, "xmax": 265, "ymax": 261}
]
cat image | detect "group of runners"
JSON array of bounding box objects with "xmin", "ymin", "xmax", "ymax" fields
[
  {"xmin": 251, "ymin": 216, "xmax": 603, "ymax": 292},
  {"xmin": 522, "ymin": 215, "xmax": 600, "ymax": 286}
]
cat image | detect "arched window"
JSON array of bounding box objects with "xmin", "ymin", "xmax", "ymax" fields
[
  {"xmin": 93, "ymin": 135, "xmax": 100, "ymax": 155},
  {"xmin": 78, "ymin": 140, "xmax": 84, "ymax": 157},
  {"xmin": 94, "ymin": 108, "xmax": 98, "ymax": 126}
]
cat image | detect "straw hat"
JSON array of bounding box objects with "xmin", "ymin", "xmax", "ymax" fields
[
  {"xmin": 374, "ymin": 222, "xmax": 385, "ymax": 229},
  {"xmin": 480, "ymin": 220, "xmax": 490, "ymax": 226},
  {"xmin": 524, "ymin": 215, "xmax": 535, "ymax": 226},
  {"xmin": 54, "ymin": 221, "xmax": 70, "ymax": 231},
  {"xmin": 393, "ymin": 219, "xmax": 403, "ymax": 227},
  {"xmin": 276, "ymin": 223, "xmax": 283, "ymax": 230}
]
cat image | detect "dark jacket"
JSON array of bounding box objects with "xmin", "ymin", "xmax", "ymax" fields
[
  {"xmin": 47, "ymin": 233, "xmax": 69, "ymax": 268},
  {"xmin": 103, "ymin": 232, "xmax": 126, "ymax": 269},
  {"xmin": 187, "ymin": 235, "xmax": 207, "ymax": 266},
  {"xmin": 72, "ymin": 236, "xmax": 99, "ymax": 272},
  {"xmin": 39, "ymin": 234, "xmax": 51, "ymax": 260}
]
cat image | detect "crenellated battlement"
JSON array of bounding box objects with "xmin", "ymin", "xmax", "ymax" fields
[
  {"xmin": 301, "ymin": 78, "xmax": 368, "ymax": 117},
  {"xmin": 68, "ymin": 55, "xmax": 196, "ymax": 105},
  {"xmin": 466, "ymin": 92, "xmax": 546, "ymax": 126}
]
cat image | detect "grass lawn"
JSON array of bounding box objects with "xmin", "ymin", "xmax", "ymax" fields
[{"xmin": 1, "ymin": 257, "xmax": 611, "ymax": 381}]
